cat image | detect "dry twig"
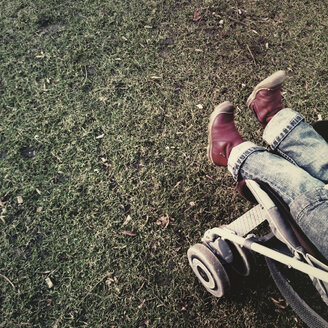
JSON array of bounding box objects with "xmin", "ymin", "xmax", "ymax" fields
[
  {"xmin": 228, "ymin": 16, "xmax": 249, "ymax": 27},
  {"xmin": 0, "ymin": 273, "xmax": 15, "ymax": 288},
  {"xmin": 246, "ymin": 44, "xmax": 256, "ymax": 64}
]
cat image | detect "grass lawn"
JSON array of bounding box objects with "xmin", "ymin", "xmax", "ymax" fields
[{"xmin": 1, "ymin": 0, "xmax": 328, "ymax": 327}]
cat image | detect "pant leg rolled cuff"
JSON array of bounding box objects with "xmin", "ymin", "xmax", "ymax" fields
[
  {"xmin": 228, "ymin": 141, "xmax": 266, "ymax": 181},
  {"xmin": 263, "ymin": 108, "xmax": 304, "ymax": 150}
]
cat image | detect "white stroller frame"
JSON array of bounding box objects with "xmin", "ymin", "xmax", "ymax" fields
[{"xmin": 188, "ymin": 179, "xmax": 328, "ymax": 328}]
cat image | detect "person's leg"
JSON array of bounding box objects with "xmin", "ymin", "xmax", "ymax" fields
[
  {"xmin": 228, "ymin": 142, "xmax": 328, "ymax": 258},
  {"xmin": 228, "ymin": 141, "xmax": 325, "ymax": 205},
  {"xmin": 207, "ymin": 101, "xmax": 328, "ymax": 258},
  {"xmin": 263, "ymin": 108, "xmax": 328, "ymax": 183},
  {"xmin": 247, "ymin": 70, "xmax": 328, "ymax": 182},
  {"xmin": 207, "ymin": 100, "xmax": 326, "ymax": 204}
]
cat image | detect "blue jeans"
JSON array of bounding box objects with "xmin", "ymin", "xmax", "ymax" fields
[{"xmin": 227, "ymin": 108, "xmax": 328, "ymax": 258}]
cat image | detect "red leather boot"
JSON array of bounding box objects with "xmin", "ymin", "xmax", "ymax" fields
[
  {"xmin": 207, "ymin": 101, "xmax": 244, "ymax": 166},
  {"xmin": 247, "ymin": 70, "xmax": 286, "ymax": 126}
]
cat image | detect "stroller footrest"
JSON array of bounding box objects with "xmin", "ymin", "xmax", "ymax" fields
[{"xmin": 227, "ymin": 204, "xmax": 267, "ymax": 236}]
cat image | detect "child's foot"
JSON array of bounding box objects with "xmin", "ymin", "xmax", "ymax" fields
[
  {"xmin": 247, "ymin": 70, "xmax": 286, "ymax": 126},
  {"xmin": 207, "ymin": 101, "xmax": 244, "ymax": 166}
]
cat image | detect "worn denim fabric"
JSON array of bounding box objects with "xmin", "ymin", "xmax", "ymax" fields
[
  {"xmin": 264, "ymin": 108, "xmax": 328, "ymax": 183},
  {"xmin": 289, "ymin": 187, "xmax": 328, "ymax": 258},
  {"xmin": 228, "ymin": 141, "xmax": 325, "ymax": 204},
  {"xmin": 227, "ymin": 108, "xmax": 328, "ymax": 258}
]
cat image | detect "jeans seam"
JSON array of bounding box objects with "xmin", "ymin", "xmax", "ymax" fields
[
  {"xmin": 275, "ymin": 148, "xmax": 298, "ymax": 166},
  {"xmin": 295, "ymin": 199, "xmax": 328, "ymax": 222}
]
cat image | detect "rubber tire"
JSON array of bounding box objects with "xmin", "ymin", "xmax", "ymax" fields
[
  {"xmin": 227, "ymin": 241, "xmax": 254, "ymax": 277},
  {"xmin": 187, "ymin": 243, "xmax": 230, "ymax": 297}
]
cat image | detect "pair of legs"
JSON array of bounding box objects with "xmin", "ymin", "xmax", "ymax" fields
[{"xmin": 208, "ymin": 71, "xmax": 328, "ymax": 258}]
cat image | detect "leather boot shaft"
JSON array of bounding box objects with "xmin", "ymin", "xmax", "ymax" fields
[
  {"xmin": 208, "ymin": 102, "xmax": 243, "ymax": 166},
  {"xmin": 247, "ymin": 70, "xmax": 286, "ymax": 126},
  {"xmin": 249, "ymin": 87, "xmax": 285, "ymax": 126}
]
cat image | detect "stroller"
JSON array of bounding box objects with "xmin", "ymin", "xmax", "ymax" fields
[{"xmin": 187, "ymin": 121, "xmax": 328, "ymax": 328}]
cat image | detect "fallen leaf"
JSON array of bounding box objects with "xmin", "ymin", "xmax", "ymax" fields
[
  {"xmin": 99, "ymin": 97, "xmax": 107, "ymax": 104},
  {"xmin": 37, "ymin": 207, "xmax": 43, "ymax": 212},
  {"xmin": 113, "ymin": 245, "xmax": 127, "ymax": 250},
  {"xmin": 122, "ymin": 215, "xmax": 132, "ymax": 226},
  {"xmin": 122, "ymin": 231, "xmax": 137, "ymax": 236},
  {"xmin": 105, "ymin": 277, "xmax": 114, "ymax": 286},
  {"xmin": 270, "ymin": 297, "xmax": 288, "ymax": 309},
  {"xmin": 155, "ymin": 215, "xmax": 174, "ymax": 228},
  {"xmin": 45, "ymin": 277, "xmax": 54, "ymax": 289},
  {"xmin": 193, "ymin": 8, "xmax": 203, "ymax": 21},
  {"xmin": 36, "ymin": 52, "xmax": 46, "ymax": 59},
  {"xmin": 103, "ymin": 161, "xmax": 112, "ymax": 168}
]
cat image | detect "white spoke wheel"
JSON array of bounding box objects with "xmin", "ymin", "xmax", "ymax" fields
[
  {"xmin": 227, "ymin": 241, "xmax": 254, "ymax": 277},
  {"xmin": 187, "ymin": 243, "xmax": 230, "ymax": 297}
]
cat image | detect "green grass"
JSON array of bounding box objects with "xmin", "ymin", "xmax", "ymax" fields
[{"xmin": 1, "ymin": 0, "xmax": 328, "ymax": 327}]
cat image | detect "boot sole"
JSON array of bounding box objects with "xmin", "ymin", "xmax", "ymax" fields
[
  {"xmin": 246, "ymin": 70, "xmax": 286, "ymax": 109},
  {"xmin": 207, "ymin": 101, "xmax": 235, "ymax": 164}
]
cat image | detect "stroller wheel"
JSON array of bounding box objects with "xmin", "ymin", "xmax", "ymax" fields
[
  {"xmin": 187, "ymin": 243, "xmax": 230, "ymax": 297},
  {"xmin": 227, "ymin": 241, "xmax": 254, "ymax": 277}
]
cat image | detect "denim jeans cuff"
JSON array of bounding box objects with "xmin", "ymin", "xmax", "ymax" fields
[
  {"xmin": 228, "ymin": 141, "xmax": 267, "ymax": 181},
  {"xmin": 263, "ymin": 108, "xmax": 304, "ymax": 150}
]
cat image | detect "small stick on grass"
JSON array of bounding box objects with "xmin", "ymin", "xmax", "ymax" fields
[
  {"xmin": 246, "ymin": 44, "xmax": 256, "ymax": 64},
  {"xmin": 228, "ymin": 16, "xmax": 249, "ymax": 27},
  {"xmin": 0, "ymin": 274, "xmax": 15, "ymax": 288},
  {"xmin": 136, "ymin": 281, "xmax": 145, "ymax": 294}
]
